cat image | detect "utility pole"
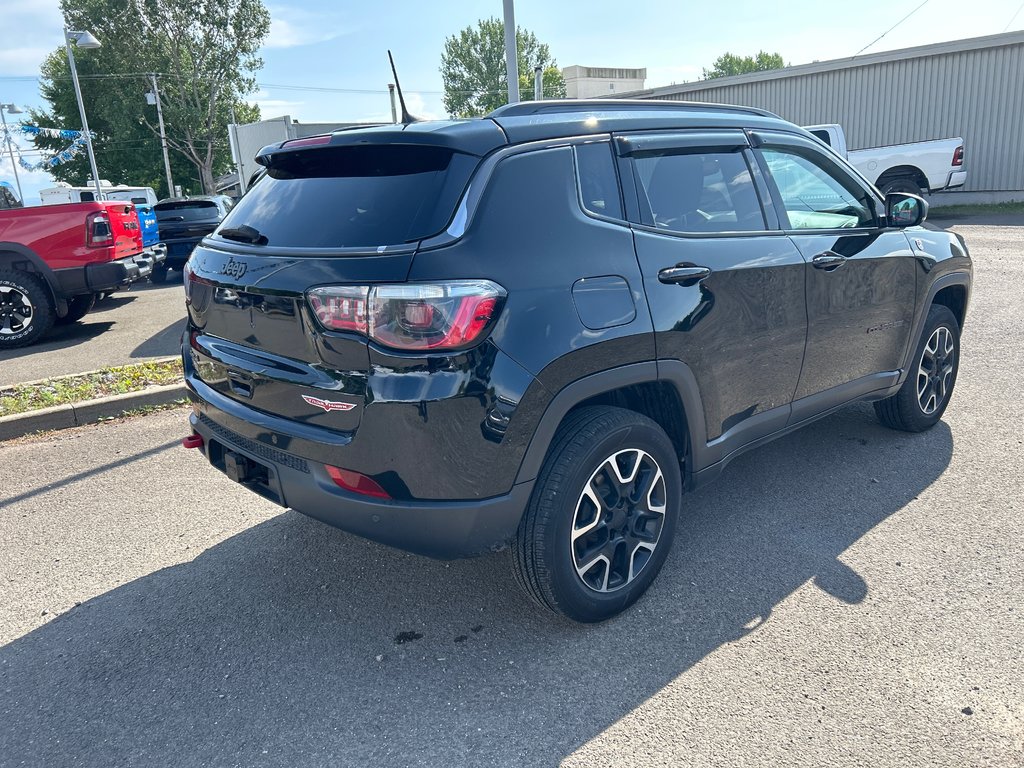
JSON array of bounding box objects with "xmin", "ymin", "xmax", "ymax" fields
[
  {"xmin": 534, "ymin": 66, "xmax": 543, "ymax": 101},
  {"xmin": 150, "ymin": 74, "xmax": 174, "ymax": 197},
  {"xmin": 228, "ymin": 105, "xmax": 245, "ymax": 195},
  {"xmin": 502, "ymin": 0, "xmax": 520, "ymax": 104},
  {"xmin": 388, "ymin": 84, "xmax": 398, "ymax": 124}
]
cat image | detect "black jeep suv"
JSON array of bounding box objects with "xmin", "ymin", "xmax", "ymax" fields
[{"xmin": 182, "ymin": 101, "xmax": 971, "ymax": 622}]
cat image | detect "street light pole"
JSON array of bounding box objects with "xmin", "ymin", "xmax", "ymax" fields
[
  {"xmin": 0, "ymin": 104, "xmax": 24, "ymax": 202},
  {"xmin": 502, "ymin": 0, "xmax": 520, "ymax": 104},
  {"xmin": 150, "ymin": 73, "xmax": 174, "ymax": 197},
  {"xmin": 63, "ymin": 28, "xmax": 103, "ymax": 201}
]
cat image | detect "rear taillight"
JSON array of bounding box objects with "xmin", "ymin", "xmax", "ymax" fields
[
  {"xmin": 952, "ymin": 146, "xmax": 964, "ymax": 166},
  {"xmin": 86, "ymin": 211, "xmax": 112, "ymax": 246},
  {"xmin": 307, "ymin": 280, "xmax": 505, "ymax": 352}
]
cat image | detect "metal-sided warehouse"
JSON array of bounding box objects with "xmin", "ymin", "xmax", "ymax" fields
[{"xmin": 627, "ymin": 30, "xmax": 1024, "ymax": 205}]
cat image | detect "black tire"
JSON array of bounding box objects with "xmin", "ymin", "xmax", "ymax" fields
[
  {"xmin": 55, "ymin": 293, "xmax": 97, "ymax": 325},
  {"xmin": 150, "ymin": 263, "xmax": 169, "ymax": 284},
  {"xmin": 513, "ymin": 406, "xmax": 682, "ymax": 623},
  {"xmin": 875, "ymin": 304, "xmax": 960, "ymax": 432},
  {"xmin": 880, "ymin": 177, "xmax": 924, "ymax": 197},
  {"xmin": 0, "ymin": 269, "xmax": 55, "ymax": 349}
]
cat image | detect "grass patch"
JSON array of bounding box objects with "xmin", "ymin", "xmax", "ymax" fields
[
  {"xmin": 930, "ymin": 201, "xmax": 1024, "ymax": 217},
  {"xmin": 0, "ymin": 359, "xmax": 183, "ymax": 417}
]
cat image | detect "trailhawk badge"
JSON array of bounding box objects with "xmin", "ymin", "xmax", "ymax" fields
[{"xmin": 302, "ymin": 394, "xmax": 356, "ymax": 412}]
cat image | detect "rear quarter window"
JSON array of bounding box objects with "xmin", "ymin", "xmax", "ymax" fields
[
  {"xmin": 219, "ymin": 145, "xmax": 477, "ymax": 249},
  {"xmin": 574, "ymin": 142, "xmax": 624, "ymax": 220}
]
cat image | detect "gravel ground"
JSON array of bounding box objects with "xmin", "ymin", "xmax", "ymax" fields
[
  {"xmin": 0, "ymin": 219, "xmax": 1020, "ymax": 767},
  {"xmin": 0, "ymin": 278, "xmax": 185, "ymax": 386}
]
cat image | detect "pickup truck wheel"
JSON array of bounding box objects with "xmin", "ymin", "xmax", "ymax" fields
[
  {"xmin": 512, "ymin": 406, "xmax": 681, "ymax": 623},
  {"xmin": 0, "ymin": 269, "xmax": 55, "ymax": 349},
  {"xmin": 880, "ymin": 177, "xmax": 924, "ymax": 197},
  {"xmin": 55, "ymin": 293, "xmax": 97, "ymax": 325},
  {"xmin": 874, "ymin": 304, "xmax": 960, "ymax": 432},
  {"xmin": 150, "ymin": 263, "xmax": 169, "ymax": 283}
]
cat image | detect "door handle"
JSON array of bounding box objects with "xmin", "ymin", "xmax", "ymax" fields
[
  {"xmin": 658, "ymin": 265, "xmax": 711, "ymax": 285},
  {"xmin": 812, "ymin": 251, "xmax": 847, "ymax": 271}
]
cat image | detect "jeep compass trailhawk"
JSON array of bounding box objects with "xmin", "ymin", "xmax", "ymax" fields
[{"xmin": 182, "ymin": 101, "xmax": 971, "ymax": 622}]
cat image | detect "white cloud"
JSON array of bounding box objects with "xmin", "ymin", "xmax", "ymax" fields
[
  {"xmin": 264, "ymin": 7, "xmax": 352, "ymax": 49},
  {"xmin": 0, "ymin": 0, "xmax": 62, "ymax": 76}
]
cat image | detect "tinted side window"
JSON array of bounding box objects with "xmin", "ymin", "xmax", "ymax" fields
[
  {"xmin": 810, "ymin": 130, "xmax": 831, "ymax": 147},
  {"xmin": 759, "ymin": 147, "xmax": 876, "ymax": 230},
  {"xmin": 574, "ymin": 142, "xmax": 623, "ymax": 220},
  {"xmin": 633, "ymin": 150, "xmax": 765, "ymax": 233}
]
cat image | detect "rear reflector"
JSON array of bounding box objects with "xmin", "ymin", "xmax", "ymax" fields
[{"xmin": 325, "ymin": 466, "xmax": 391, "ymax": 499}]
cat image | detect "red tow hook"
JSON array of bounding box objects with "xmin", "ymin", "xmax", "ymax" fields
[{"xmin": 182, "ymin": 433, "xmax": 205, "ymax": 450}]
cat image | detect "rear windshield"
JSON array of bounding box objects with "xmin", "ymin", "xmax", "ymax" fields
[
  {"xmin": 155, "ymin": 200, "xmax": 220, "ymax": 222},
  {"xmin": 218, "ymin": 144, "xmax": 477, "ymax": 248}
]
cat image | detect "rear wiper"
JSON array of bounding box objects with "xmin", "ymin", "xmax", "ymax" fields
[{"xmin": 218, "ymin": 225, "xmax": 268, "ymax": 245}]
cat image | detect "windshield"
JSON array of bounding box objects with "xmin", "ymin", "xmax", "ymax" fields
[{"xmin": 218, "ymin": 144, "xmax": 477, "ymax": 248}]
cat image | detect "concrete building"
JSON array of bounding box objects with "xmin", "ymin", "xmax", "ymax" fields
[
  {"xmin": 229, "ymin": 116, "xmax": 381, "ymax": 193},
  {"xmin": 563, "ymin": 66, "xmax": 646, "ymax": 99},
  {"xmin": 625, "ymin": 31, "xmax": 1024, "ymax": 203}
]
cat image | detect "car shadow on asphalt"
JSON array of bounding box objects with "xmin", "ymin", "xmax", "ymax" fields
[
  {"xmin": 0, "ymin": 403, "xmax": 953, "ymax": 766},
  {"xmin": 0, "ymin": 320, "xmax": 116, "ymax": 366},
  {"xmin": 131, "ymin": 318, "xmax": 186, "ymax": 358}
]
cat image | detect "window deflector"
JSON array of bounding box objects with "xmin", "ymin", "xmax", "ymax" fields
[{"xmin": 614, "ymin": 130, "xmax": 749, "ymax": 156}]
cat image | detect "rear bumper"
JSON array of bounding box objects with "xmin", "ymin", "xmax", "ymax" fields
[
  {"xmin": 185, "ymin": 384, "xmax": 532, "ymax": 559},
  {"xmin": 54, "ymin": 252, "xmax": 155, "ymax": 295},
  {"xmin": 943, "ymin": 170, "xmax": 968, "ymax": 190}
]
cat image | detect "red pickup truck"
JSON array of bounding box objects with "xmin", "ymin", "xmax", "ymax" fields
[{"xmin": 0, "ymin": 201, "xmax": 161, "ymax": 348}]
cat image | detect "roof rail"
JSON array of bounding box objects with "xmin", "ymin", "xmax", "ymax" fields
[{"xmin": 488, "ymin": 99, "xmax": 774, "ymax": 119}]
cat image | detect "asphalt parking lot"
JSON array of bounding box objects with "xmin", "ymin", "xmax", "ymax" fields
[
  {"xmin": 0, "ymin": 275, "xmax": 186, "ymax": 386},
  {"xmin": 0, "ymin": 216, "xmax": 1021, "ymax": 767}
]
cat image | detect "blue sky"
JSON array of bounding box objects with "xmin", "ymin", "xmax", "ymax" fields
[{"xmin": 2, "ymin": 0, "xmax": 1022, "ymax": 201}]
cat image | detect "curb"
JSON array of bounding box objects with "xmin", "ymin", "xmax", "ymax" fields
[{"xmin": 0, "ymin": 383, "xmax": 187, "ymax": 442}]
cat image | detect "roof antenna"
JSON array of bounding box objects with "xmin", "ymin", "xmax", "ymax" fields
[{"xmin": 388, "ymin": 50, "xmax": 419, "ymax": 124}]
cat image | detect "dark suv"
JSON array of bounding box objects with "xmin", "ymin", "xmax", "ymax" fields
[
  {"xmin": 153, "ymin": 195, "xmax": 232, "ymax": 282},
  {"xmin": 181, "ymin": 101, "xmax": 971, "ymax": 622}
]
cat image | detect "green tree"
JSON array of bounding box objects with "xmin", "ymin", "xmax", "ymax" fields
[
  {"xmin": 702, "ymin": 51, "xmax": 786, "ymax": 80},
  {"xmin": 30, "ymin": 0, "xmax": 268, "ymax": 196},
  {"xmin": 441, "ymin": 18, "xmax": 566, "ymax": 118}
]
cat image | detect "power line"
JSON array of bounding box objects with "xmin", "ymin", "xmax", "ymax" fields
[
  {"xmin": 854, "ymin": 0, "xmax": 932, "ymax": 56},
  {"xmin": 1006, "ymin": 0, "xmax": 1024, "ymax": 31}
]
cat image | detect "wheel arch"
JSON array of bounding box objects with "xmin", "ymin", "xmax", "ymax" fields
[
  {"xmin": 876, "ymin": 165, "xmax": 929, "ymax": 193},
  {"xmin": 0, "ymin": 242, "xmax": 61, "ymax": 301},
  {"xmin": 514, "ymin": 361, "xmax": 709, "ymax": 489},
  {"xmin": 931, "ymin": 283, "xmax": 968, "ymax": 330}
]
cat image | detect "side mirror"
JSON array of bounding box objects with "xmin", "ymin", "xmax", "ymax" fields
[{"xmin": 886, "ymin": 192, "xmax": 928, "ymax": 228}]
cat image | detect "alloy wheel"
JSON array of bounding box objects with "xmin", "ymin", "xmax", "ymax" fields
[
  {"xmin": 917, "ymin": 325, "xmax": 955, "ymax": 415},
  {"xmin": 0, "ymin": 285, "xmax": 33, "ymax": 335},
  {"xmin": 571, "ymin": 448, "xmax": 667, "ymax": 593}
]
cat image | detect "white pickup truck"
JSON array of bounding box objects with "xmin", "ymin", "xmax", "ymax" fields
[{"xmin": 804, "ymin": 124, "xmax": 966, "ymax": 197}]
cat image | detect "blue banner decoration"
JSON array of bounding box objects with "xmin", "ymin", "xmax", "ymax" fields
[{"xmin": 0, "ymin": 124, "xmax": 95, "ymax": 172}]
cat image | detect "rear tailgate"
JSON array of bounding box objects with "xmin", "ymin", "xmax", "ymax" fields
[
  {"xmin": 135, "ymin": 204, "xmax": 160, "ymax": 248},
  {"xmin": 186, "ymin": 245, "xmax": 413, "ymax": 432},
  {"xmin": 184, "ymin": 141, "xmax": 479, "ymax": 433},
  {"xmin": 103, "ymin": 201, "xmax": 143, "ymax": 259}
]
